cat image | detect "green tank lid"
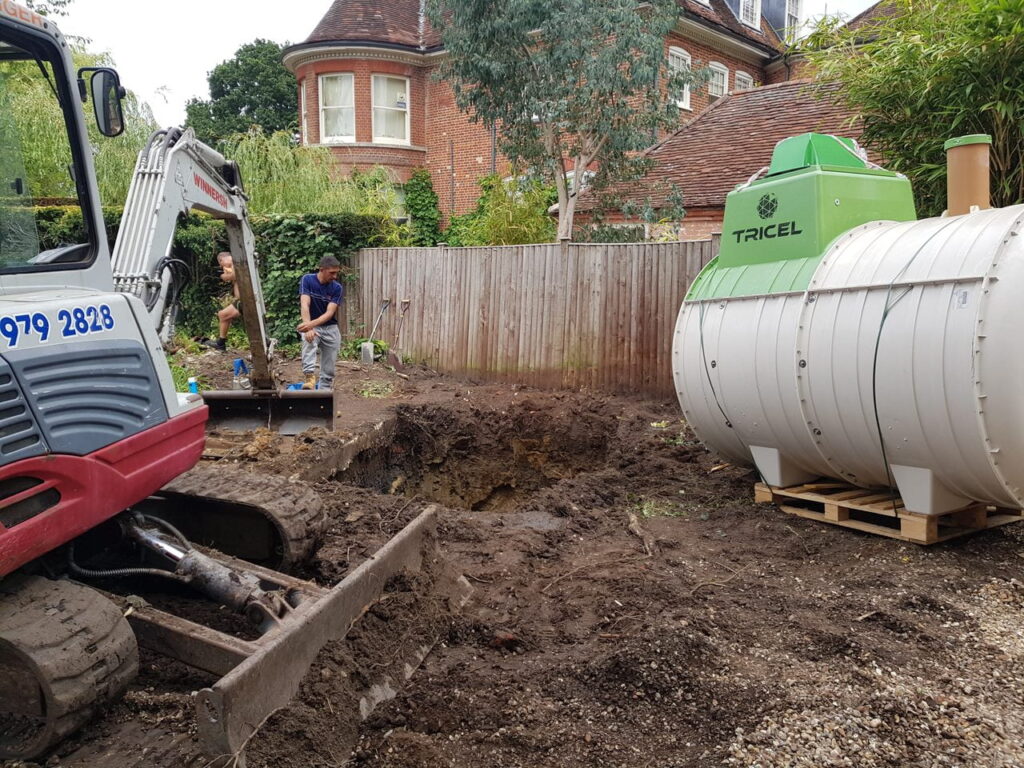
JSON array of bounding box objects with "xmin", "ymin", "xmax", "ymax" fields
[
  {"xmin": 767, "ymin": 133, "xmax": 867, "ymax": 176},
  {"xmin": 685, "ymin": 132, "xmax": 917, "ymax": 302},
  {"xmin": 943, "ymin": 134, "xmax": 992, "ymax": 151}
]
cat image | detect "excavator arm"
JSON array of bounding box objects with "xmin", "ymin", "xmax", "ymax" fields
[{"xmin": 111, "ymin": 127, "xmax": 274, "ymax": 390}]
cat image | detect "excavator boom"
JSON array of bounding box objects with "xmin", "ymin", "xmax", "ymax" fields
[{"xmin": 111, "ymin": 127, "xmax": 333, "ymax": 432}]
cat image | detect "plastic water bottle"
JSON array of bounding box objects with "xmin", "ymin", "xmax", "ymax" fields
[
  {"xmin": 232, "ymin": 358, "xmax": 250, "ymax": 390},
  {"xmin": 187, "ymin": 377, "xmax": 199, "ymax": 394}
]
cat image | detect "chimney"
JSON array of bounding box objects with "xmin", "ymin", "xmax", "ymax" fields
[{"xmin": 944, "ymin": 134, "xmax": 991, "ymax": 216}]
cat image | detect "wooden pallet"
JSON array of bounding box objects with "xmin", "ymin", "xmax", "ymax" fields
[{"xmin": 754, "ymin": 480, "xmax": 1023, "ymax": 545}]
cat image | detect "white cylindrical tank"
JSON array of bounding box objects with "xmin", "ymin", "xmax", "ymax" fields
[{"xmin": 674, "ymin": 204, "xmax": 1024, "ymax": 515}]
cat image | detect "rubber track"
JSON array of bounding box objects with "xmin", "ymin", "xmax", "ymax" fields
[
  {"xmin": 0, "ymin": 575, "xmax": 137, "ymax": 760},
  {"xmin": 162, "ymin": 464, "xmax": 328, "ymax": 570}
]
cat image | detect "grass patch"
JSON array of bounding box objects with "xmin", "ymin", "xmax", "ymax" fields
[
  {"xmin": 168, "ymin": 361, "xmax": 208, "ymax": 393},
  {"xmin": 662, "ymin": 432, "xmax": 696, "ymax": 447},
  {"xmin": 166, "ymin": 338, "xmax": 210, "ymax": 393},
  {"xmin": 357, "ymin": 380, "xmax": 394, "ymax": 399},
  {"xmin": 171, "ymin": 332, "xmax": 204, "ymax": 355},
  {"xmin": 634, "ymin": 498, "xmax": 688, "ymax": 520}
]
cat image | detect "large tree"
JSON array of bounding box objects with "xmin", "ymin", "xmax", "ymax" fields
[
  {"xmin": 803, "ymin": 0, "xmax": 1024, "ymax": 217},
  {"xmin": 185, "ymin": 39, "xmax": 296, "ymax": 145},
  {"xmin": 24, "ymin": 0, "xmax": 72, "ymax": 15},
  {"xmin": 427, "ymin": 0, "xmax": 695, "ymax": 240}
]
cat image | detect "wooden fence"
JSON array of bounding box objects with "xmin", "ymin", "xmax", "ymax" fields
[{"xmin": 352, "ymin": 239, "xmax": 717, "ymax": 397}]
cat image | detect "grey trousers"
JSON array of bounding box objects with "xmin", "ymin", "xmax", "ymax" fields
[{"xmin": 301, "ymin": 324, "xmax": 341, "ymax": 388}]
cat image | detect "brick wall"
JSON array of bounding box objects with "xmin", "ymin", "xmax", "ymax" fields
[
  {"xmin": 576, "ymin": 206, "xmax": 724, "ymax": 241},
  {"xmin": 423, "ymin": 67, "xmax": 509, "ymax": 217},
  {"xmin": 673, "ymin": 207, "xmax": 724, "ymax": 240},
  {"xmin": 764, "ymin": 54, "xmax": 815, "ymax": 84},
  {"xmin": 295, "ymin": 57, "xmax": 502, "ymax": 204},
  {"xmin": 295, "ymin": 59, "xmax": 429, "ymax": 182},
  {"xmin": 665, "ymin": 33, "xmax": 769, "ymax": 117}
]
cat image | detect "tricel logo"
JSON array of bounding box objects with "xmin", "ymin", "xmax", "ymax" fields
[
  {"xmin": 757, "ymin": 193, "xmax": 778, "ymax": 219},
  {"xmin": 731, "ymin": 193, "xmax": 804, "ymax": 243}
]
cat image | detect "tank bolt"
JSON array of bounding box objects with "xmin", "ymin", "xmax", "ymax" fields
[
  {"xmin": 834, "ymin": 199, "xmax": 841, "ymax": 206},
  {"xmin": 710, "ymin": 360, "xmax": 717, "ymax": 368},
  {"xmin": 813, "ymin": 428, "xmax": 822, "ymax": 436},
  {"xmin": 799, "ymin": 359, "xmax": 807, "ymax": 368}
]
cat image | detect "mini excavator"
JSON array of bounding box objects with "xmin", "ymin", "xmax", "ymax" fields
[{"xmin": 0, "ymin": 5, "xmax": 459, "ymax": 763}]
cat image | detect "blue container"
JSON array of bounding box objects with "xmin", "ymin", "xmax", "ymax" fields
[{"xmin": 187, "ymin": 377, "xmax": 199, "ymax": 394}]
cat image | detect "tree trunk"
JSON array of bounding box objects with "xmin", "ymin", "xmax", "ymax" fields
[
  {"xmin": 552, "ymin": 167, "xmax": 571, "ymax": 242},
  {"xmin": 557, "ymin": 193, "xmax": 576, "ymax": 241}
]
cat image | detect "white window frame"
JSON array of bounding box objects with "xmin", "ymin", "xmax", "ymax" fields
[
  {"xmin": 785, "ymin": 0, "xmax": 801, "ymax": 41},
  {"xmin": 667, "ymin": 46, "xmax": 692, "ymax": 111},
  {"xmin": 372, "ymin": 74, "xmax": 411, "ymax": 146},
  {"xmin": 735, "ymin": 71, "xmax": 755, "ymax": 92},
  {"xmin": 708, "ymin": 62, "xmax": 729, "ymax": 98},
  {"xmin": 318, "ymin": 73, "xmax": 355, "ymax": 144},
  {"xmin": 740, "ymin": 0, "xmax": 761, "ymax": 27}
]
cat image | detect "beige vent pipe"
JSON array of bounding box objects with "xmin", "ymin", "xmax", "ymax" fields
[{"xmin": 944, "ymin": 134, "xmax": 992, "ymax": 216}]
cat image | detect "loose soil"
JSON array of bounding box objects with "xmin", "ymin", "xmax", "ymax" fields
[{"xmin": 9, "ymin": 350, "xmax": 1024, "ymax": 768}]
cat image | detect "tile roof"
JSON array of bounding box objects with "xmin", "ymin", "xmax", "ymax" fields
[
  {"xmin": 844, "ymin": 1, "xmax": 899, "ymax": 33},
  {"xmin": 680, "ymin": 0, "xmax": 783, "ymax": 54},
  {"xmin": 302, "ymin": 0, "xmax": 441, "ymax": 50},
  {"xmin": 577, "ymin": 80, "xmax": 862, "ymax": 212},
  {"xmin": 299, "ymin": 0, "xmax": 780, "ymax": 55}
]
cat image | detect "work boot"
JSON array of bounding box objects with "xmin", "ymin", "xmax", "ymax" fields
[
  {"xmin": 301, "ymin": 373, "xmax": 317, "ymax": 390},
  {"xmin": 202, "ymin": 337, "xmax": 227, "ymax": 352}
]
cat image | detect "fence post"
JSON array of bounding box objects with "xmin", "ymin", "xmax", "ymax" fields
[{"xmin": 710, "ymin": 232, "xmax": 722, "ymax": 262}]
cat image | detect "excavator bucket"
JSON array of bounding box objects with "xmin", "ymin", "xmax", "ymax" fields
[
  {"xmin": 114, "ymin": 506, "xmax": 471, "ymax": 767},
  {"xmin": 201, "ymin": 389, "xmax": 335, "ymax": 435}
]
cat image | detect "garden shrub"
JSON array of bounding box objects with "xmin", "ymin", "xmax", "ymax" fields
[
  {"xmin": 442, "ymin": 174, "xmax": 557, "ymax": 246},
  {"xmin": 32, "ymin": 206, "xmax": 389, "ymax": 345},
  {"xmin": 404, "ymin": 168, "xmax": 441, "ymax": 246}
]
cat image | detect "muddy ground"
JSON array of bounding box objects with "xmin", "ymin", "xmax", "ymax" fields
[{"xmin": 11, "ymin": 349, "xmax": 1024, "ymax": 768}]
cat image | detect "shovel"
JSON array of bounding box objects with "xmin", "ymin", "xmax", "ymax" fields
[
  {"xmin": 386, "ymin": 299, "xmax": 411, "ymax": 369},
  {"xmin": 360, "ymin": 298, "xmax": 390, "ymax": 365}
]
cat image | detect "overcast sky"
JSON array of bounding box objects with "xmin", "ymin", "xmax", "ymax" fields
[{"xmin": 60, "ymin": 0, "xmax": 877, "ymax": 128}]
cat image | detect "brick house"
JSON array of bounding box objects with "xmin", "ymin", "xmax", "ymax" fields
[
  {"xmin": 283, "ymin": 0, "xmax": 804, "ymax": 217},
  {"xmin": 574, "ymin": 80, "xmax": 862, "ymax": 240}
]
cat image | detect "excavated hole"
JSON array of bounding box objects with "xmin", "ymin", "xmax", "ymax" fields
[{"xmin": 338, "ymin": 404, "xmax": 616, "ymax": 518}]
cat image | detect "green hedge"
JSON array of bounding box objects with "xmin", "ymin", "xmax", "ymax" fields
[{"xmin": 33, "ymin": 207, "xmax": 388, "ymax": 343}]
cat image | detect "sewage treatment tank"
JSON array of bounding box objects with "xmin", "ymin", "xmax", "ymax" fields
[{"xmin": 673, "ymin": 133, "xmax": 1024, "ymax": 516}]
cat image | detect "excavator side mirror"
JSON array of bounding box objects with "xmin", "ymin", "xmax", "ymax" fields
[{"xmin": 77, "ymin": 67, "xmax": 125, "ymax": 138}]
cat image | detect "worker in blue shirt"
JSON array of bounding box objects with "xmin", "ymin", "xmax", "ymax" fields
[{"xmin": 297, "ymin": 255, "xmax": 343, "ymax": 390}]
